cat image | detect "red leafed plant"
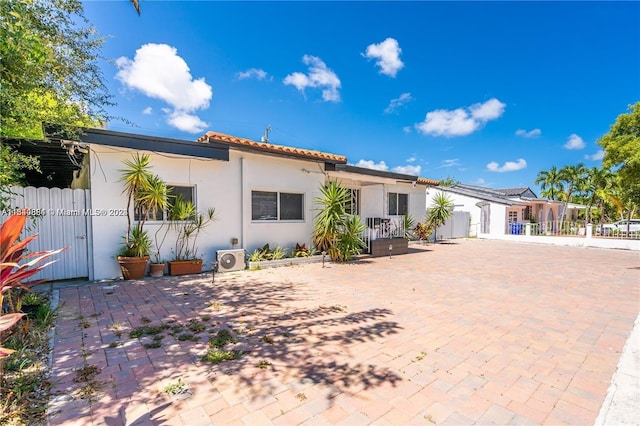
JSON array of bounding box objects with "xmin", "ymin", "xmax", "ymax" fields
[{"xmin": 1, "ymin": 211, "xmax": 66, "ymax": 359}]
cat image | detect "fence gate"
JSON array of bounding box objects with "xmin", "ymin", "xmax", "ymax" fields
[
  {"xmin": 2, "ymin": 186, "xmax": 90, "ymax": 281},
  {"xmin": 435, "ymin": 211, "xmax": 471, "ymax": 240}
]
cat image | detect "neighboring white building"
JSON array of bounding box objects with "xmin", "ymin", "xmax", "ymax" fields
[
  {"xmin": 429, "ymin": 184, "xmax": 584, "ymax": 237},
  {"xmin": 61, "ymin": 128, "xmax": 438, "ymax": 279}
]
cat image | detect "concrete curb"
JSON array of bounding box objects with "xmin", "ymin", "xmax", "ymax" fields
[{"xmin": 594, "ymin": 313, "xmax": 640, "ymax": 425}]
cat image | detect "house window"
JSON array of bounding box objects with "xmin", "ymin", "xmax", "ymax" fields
[
  {"xmin": 388, "ymin": 193, "xmax": 408, "ymax": 216},
  {"xmin": 135, "ymin": 185, "xmax": 196, "ymax": 221},
  {"xmin": 252, "ymin": 191, "xmax": 304, "ymax": 221},
  {"xmin": 508, "ymin": 211, "xmax": 518, "ymax": 223},
  {"xmin": 345, "ymin": 189, "xmax": 360, "ymax": 215},
  {"xmin": 167, "ymin": 185, "xmax": 196, "ymax": 220}
]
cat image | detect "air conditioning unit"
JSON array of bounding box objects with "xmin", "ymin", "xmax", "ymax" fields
[{"xmin": 217, "ymin": 249, "xmax": 245, "ymax": 272}]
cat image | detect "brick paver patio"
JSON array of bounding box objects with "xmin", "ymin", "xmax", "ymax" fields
[{"xmin": 47, "ymin": 239, "xmax": 639, "ymax": 425}]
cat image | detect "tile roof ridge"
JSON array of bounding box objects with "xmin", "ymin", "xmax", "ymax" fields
[{"xmin": 198, "ymin": 130, "xmax": 346, "ymax": 162}]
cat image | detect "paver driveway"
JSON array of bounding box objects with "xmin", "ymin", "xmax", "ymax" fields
[{"xmin": 47, "ymin": 239, "xmax": 640, "ymax": 425}]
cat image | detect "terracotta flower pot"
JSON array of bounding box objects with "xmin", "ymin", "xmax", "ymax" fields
[
  {"xmin": 149, "ymin": 263, "xmax": 166, "ymax": 278},
  {"xmin": 168, "ymin": 259, "xmax": 203, "ymax": 276},
  {"xmin": 117, "ymin": 256, "xmax": 149, "ymax": 280}
]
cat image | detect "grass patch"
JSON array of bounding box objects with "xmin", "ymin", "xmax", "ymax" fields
[
  {"xmin": 260, "ymin": 335, "xmax": 275, "ymax": 344},
  {"xmin": 187, "ymin": 319, "xmax": 206, "ymax": 333},
  {"xmin": 176, "ymin": 333, "xmax": 198, "ymax": 341},
  {"xmin": 208, "ymin": 329, "xmax": 237, "ymax": 348},
  {"xmin": 200, "ymin": 349, "xmax": 243, "ymax": 364},
  {"xmin": 129, "ymin": 325, "xmax": 166, "ymax": 338},
  {"xmin": 163, "ymin": 378, "xmax": 188, "ymax": 395},
  {"xmin": 257, "ymin": 360, "xmax": 271, "ymax": 369}
]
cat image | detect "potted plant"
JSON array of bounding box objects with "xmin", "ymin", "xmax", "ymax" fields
[
  {"xmin": 143, "ymin": 175, "xmax": 171, "ymax": 277},
  {"xmin": 167, "ymin": 196, "xmax": 215, "ymax": 276},
  {"xmin": 117, "ymin": 154, "xmax": 167, "ymax": 280}
]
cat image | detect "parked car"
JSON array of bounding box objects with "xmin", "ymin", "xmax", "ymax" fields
[{"xmin": 597, "ymin": 219, "xmax": 640, "ymax": 236}]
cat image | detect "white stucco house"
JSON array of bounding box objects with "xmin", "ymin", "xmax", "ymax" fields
[
  {"xmin": 25, "ymin": 128, "xmax": 438, "ymax": 280},
  {"xmin": 429, "ymin": 184, "xmax": 584, "ymax": 237}
]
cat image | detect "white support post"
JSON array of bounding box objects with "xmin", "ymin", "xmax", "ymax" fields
[
  {"xmin": 586, "ymin": 223, "xmax": 593, "ymax": 239},
  {"xmin": 525, "ymin": 223, "xmax": 531, "ymax": 236}
]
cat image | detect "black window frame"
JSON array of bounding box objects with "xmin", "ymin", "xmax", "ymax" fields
[
  {"xmin": 251, "ymin": 190, "xmax": 304, "ymax": 221},
  {"xmin": 135, "ymin": 184, "xmax": 196, "ymax": 222},
  {"xmin": 388, "ymin": 192, "xmax": 408, "ymax": 216}
]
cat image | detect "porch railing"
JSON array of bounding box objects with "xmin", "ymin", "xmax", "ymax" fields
[
  {"xmin": 359, "ymin": 218, "xmax": 406, "ymax": 253},
  {"xmin": 505, "ymin": 221, "xmax": 640, "ymax": 240}
]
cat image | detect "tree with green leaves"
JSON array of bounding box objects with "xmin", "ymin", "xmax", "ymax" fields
[
  {"xmin": 535, "ymin": 166, "xmax": 564, "ymax": 201},
  {"xmin": 1, "ymin": 0, "xmax": 113, "ymax": 139},
  {"xmin": 558, "ymin": 163, "xmax": 587, "ymax": 228},
  {"xmin": 0, "ymin": 145, "xmax": 41, "ymax": 211},
  {"xmin": 598, "ymin": 102, "xmax": 640, "ymax": 227}
]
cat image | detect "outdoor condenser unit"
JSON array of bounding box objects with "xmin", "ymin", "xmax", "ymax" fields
[{"xmin": 216, "ymin": 249, "xmax": 246, "ymax": 272}]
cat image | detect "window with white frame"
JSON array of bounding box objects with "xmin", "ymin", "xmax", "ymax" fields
[
  {"xmin": 388, "ymin": 192, "xmax": 408, "ymax": 216},
  {"xmin": 252, "ymin": 191, "xmax": 304, "ymax": 221}
]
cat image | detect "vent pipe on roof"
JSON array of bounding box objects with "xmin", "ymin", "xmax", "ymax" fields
[{"xmin": 260, "ymin": 125, "xmax": 271, "ymax": 143}]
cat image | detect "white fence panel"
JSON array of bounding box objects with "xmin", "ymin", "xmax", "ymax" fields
[{"xmin": 1, "ymin": 186, "xmax": 90, "ymax": 281}]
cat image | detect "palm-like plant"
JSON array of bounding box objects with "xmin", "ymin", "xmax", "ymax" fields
[
  {"xmin": 313, "ymin": 182, "xmax": 366, "ymax": 262},
  {"xmin": 535, "ymin": 166, "xmax": 564, "ymax": 200},
  {"xmin": 170, "ymin": 197, "xmax": 215, "ymax": 261},
  {"xmin": 119, "ymin": 153, "xmax": 154, "ymax": 252},
  {"xmin": 558, "ymin": 163, "xmax": 588, "ymax": 227},
  {"xmin": 313, "ymin": 182, "xmax": 350, "ymax": 252},
  {"xmin": 330, "ymin": 215, "xmax": 366, "ymax": 262},
  {"xmin": 425, "ymin": 192, "xmax": 454, "ymax": 242}
]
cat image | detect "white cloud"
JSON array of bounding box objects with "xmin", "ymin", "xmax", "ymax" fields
[
  {"xmin": 283, "ymin": 55, "xmax": 341, "ymax": 102},
  {"xmin": 585, "ymin": 149, "xmax": 605, "ymax": 161},
  {"xmin": 116, "ymin": 43, "xmax": 212, "ymax": 132},
  {"xmin": 353, "ymin": 159, "xmax": 389, "ymax": 171},
  {"xmin": 515, "ymin": 128, "xmax": 541, "ymax": 138},
  {"xmin": 364, "ymin": 38, "xmax": 404, "ymax": 77},
  {"xmin": 402, "ymin": 126, "xmax": 412, "ymax": 134},
  {"xmin": 237, "ymin": 68, "xmax": 270, "ymax": 81},
  {"xmin": 116, "ymin": 43, "xmax": 212, "ymax": 111},
  {"xmin": 384, "ymin": 92, "xmax": 413, "ymax": 114},
  {"xmin": 392, "ymin": 164, "xmax": 421, "ymax": 176},
  {"xmin": 440, "ymin": 158, "xmax": 461, "ymax": 168},
  {"xmin": 167, "ymin": 111, "xmax": 208, "ymax": 134},
  {"xmin": 142, "ymin": 107, "xmax": 153, "ymax": 115},
  {"xmin": 406, "ymin": 156, "xmax": 416, "ymax": 163},
  {"xmin": 471, "ymin": 178, "xmax": 486, "ymax": 185},
  {"xmin": 564, "ymin": 133, "xmax": 585, "ymax": 150},
  {"xmin": 416, "ymin": 98, "xmax": 506, "ymax": 137},
  {"xmin": 486, "ymin": 158, "xmax": 527, "ymax": 172}
]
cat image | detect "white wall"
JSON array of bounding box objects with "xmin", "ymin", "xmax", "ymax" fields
[
  {"xmin": 360, "ymin": 184, "xmax": 384, "ymax": 218},
  {"xmin": 88, "ymin": 145, "xmax": 326, "ymax": 280},
  {"xmin": 427, "ymin": 187, "xmax": 509, "ymax": 237}
]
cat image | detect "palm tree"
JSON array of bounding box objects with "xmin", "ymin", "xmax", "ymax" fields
[
  {"xmin": 119, "ymin": 153, "xmax": 154, "ymax": 249},
  {"xmin": 425, "ymin": 192, "xmax": 454, "ymax": 242},
  {"xmin": 535, "ymin": 166, "xmax": 564, "ymax": 200},
  {"xmin": 558, "ymin": 163, "xmax": 587, "ymax": 228}
]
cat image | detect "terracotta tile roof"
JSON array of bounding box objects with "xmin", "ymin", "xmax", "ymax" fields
[
  {"xmin": 197, "ymin": 131, "xmax": 347, "ymax": 163},
  {"xmin": 417, "ymin": 177, "xmax": 440, "ymax": 186}
]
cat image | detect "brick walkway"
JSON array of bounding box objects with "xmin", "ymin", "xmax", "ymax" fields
[{"xmin": 47, "ymin": 239, "xmax": 640, "ymax": 425}]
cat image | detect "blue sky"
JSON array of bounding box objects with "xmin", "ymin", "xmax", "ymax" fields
[{"xmin": 83, "ymin": 1, "xmax": 639, "ymax": 191}]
